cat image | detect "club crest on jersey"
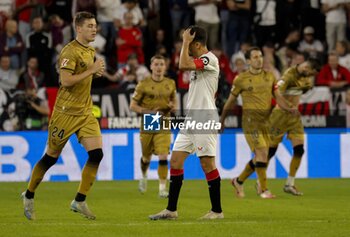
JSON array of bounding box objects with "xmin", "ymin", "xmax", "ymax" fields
[
  {"xmin": 200, "ymin": 56, "xmax": 209, "ymax": 65},
  {"xmin": 61, "ymin": 58, "xmax": 69, "ymax": 67},
  {"xmin": 80, "ymin": 62, "xmax": 86, "ymax": 67}
]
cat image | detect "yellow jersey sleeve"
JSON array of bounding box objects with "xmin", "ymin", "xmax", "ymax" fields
[
  {"xmin": 59, "ymin": 48, "xmax": 77, "ymax": 73},
  {"xmin": 132, "ymin": 80, "xmax": 144, "ymax": 103},
  {"xmin": 278, "ymin": 69, "xmax": 294, "ymax": 94},
  {"xmin": 230, "ymin": 76, "xmax": 242, "ymax": 97}
]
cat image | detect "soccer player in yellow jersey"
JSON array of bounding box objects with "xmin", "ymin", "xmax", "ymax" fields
[
  {"xmin": 22, "ymin": 12, "xmax": 105, "ymax": 220},
  {"xmin": 264, "ymin": 59, "xmax": 321, "ymax": 196},
  {"xmin": 220, "ymin": 47, "xmax": 297, "ymax": 199},
  {"xmin": 130, "ymin": 54, "xmax": 177, "ymax": 198}
]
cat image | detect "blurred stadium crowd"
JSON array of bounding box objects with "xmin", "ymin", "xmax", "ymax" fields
[{"xmin": 1, "ymin": 0, "xmax": 350, "ymax": 131}]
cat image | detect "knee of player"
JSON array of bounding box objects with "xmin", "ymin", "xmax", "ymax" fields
[
  {"xmin": 41, "ymin": 153, "xmax": 58, "ymax": 168},
  {"xmin": 199, "ymin": 157, "xmax": 216, "ymax": 172},
  {"xmin": 169, "ymin": 158, "xmax": 182, "ymax": 169},
  {"xmin": 158, "ymin": 159, "xmax": 168, "ymax": 166},
  {"xmin": 141, "ymin": 156, "xmax": 151, "ymax": 163},
  {"xmin": 87, "ymin": 148, "xmax": 104, "ymax": 164},
  {"xmin": 293, "ymin": 144, "xmax": 304, "ymax": 158}
]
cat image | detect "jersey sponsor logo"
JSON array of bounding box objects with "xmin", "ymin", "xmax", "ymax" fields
[
  {"xmin": 61, "ymin": 58, "xmax": 69, "ymax": 68},
  {"xmin": 200, "ymin": 56, "xmax": 209, "ymax": 65}
]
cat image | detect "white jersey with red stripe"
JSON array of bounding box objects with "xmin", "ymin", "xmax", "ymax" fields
[{"xmin": 186, "ymin": 51, "xmax": 219, "ymax": 110}]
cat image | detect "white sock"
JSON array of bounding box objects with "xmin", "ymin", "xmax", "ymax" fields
[
  {"xmin": 159, "ymin": 180, "xmax": 166, "ymax": 191},
  {"xmin": 286, "ymin": 176, "xmax": 295, "ymax": 186}
]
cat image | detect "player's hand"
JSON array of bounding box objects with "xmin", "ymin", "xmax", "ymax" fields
[
  {"xmin": 153, "ymin": 107, "xmax": 165, "ymax": 115},
  {"xmin": 167, "ymin": 101, "xmax": 176, "ymax": 113},
  {"xmin": 95, "ymin": 67, "xmax": 105, "ymax": 77},
  {"xmin": 90, "ymin": 58, "xmax": 105, "ymax": 75},
  {"xmin": 182, "ymin": 28, "xmax": 195, "ymax": 44},
  {"xmin": 289, "ymin": 106, "xmax": 300, "ymax": 116}
]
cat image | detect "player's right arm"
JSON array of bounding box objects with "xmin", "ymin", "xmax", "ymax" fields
[
  {"xmin": 130, "ymin": 81, "xmax": 157, "ymax": 114},
  {"xmin": 220, "ymin": 93, "xmax": 238, "ymax": 130},
  {"xmin": 130, "ymin": 81, "xmax": 145, "ymax": 114},
  {"xmin": 220, "ymin": 79, "xmax": 241, "ymax": 132},
  {"xmin": 60, "ymin": 58, "xmax": 104, "ymax": 87},
  {"xmin": 178, "ymin": 28, "xmax": 197, "ymax": 71},
  {"xmin": 130, "ymin": 100, "xmax": 159, "ymax": 115}
]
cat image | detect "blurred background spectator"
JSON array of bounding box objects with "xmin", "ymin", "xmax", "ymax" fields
[
  {"xmin": 104, "ymin": 53, "xmax": 150, "ymax": 87},
  {"xmin": 188, "ymin": 0, "xmax": 220, "ymax": 50},
  {"xmin": 26, "ymin": 16, "xmax": 53, "ymax": 85},
  {"xmin": 225, "ymin": 0, "xmax": 251, "ymax": 57},
  {"xmin": 298, "ymin": 26, "xmax": 325, "ymax": 61},
  {"xmin": 1, "ymin": 0, "xmax": 350, "ymax": 130},
  {"xmin": 316, "ymin": 52, "xmax": 350, "ymax": 89},
  {"xmin": 17, "ymin": 56, "xmax": 44, "ymax": 89},
  {"xmin": 116, "ymin": 11, "xmax": 144, "ymax": 69},
  {"xmin": 252, "ymin": 0, "xmax": 277, "ymax": 48},
  {"xmin": 321, "ymin": 0, "xmax": 349, "ymax": 52},
  {"xmin": 335, "ymin": 40, "xmax": 350, "ymax": 70},
  {"xmin": 0, "ymin": 54, "xmax": 19, "ymax": 90},
  {"xmin": 0, "ymin": 19, "xmax": 24, "ymax": 69},
  {"xmin": 169, "ymin": 0, "xmax": 191, "ymax": 40}
]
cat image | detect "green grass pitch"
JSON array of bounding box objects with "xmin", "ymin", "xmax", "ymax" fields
[{"xmin": 1, "ymin": 179, "xmax": 349, "ymax": 237}]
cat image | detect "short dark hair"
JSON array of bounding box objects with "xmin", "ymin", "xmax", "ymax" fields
[
  {"xmin": 188, "ymin": 25, "xmax": 207, "ymax": 45},
  {"xmin": 245, "ymin": 46, "xmax": 262, "ymax": 60},
  {"xmin": 74, "ymin": 11, "xmax": 95, "ymax": 27},
  {"xmin": 307, "ymin": 58, "xmax": 322, "ymax": 72},
  {"xmin": 150, "ymin": 54, "xmax": 166, "ymax": 63}
]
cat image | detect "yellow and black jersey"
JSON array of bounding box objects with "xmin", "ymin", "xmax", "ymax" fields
[
  {"xmin": 132, "ymin": 76, "xmax": 176, "ymax": 116},
  {"xmin": 278, "ymin": 66, "xmax": 313, "ymax": 96},
  {"xmin": 55, "ymin": 40, "xmax": 95, "ymax": 116},
  {"xmin": 231, "ymin": 70, "xmax": 277, "ymax": 122}
]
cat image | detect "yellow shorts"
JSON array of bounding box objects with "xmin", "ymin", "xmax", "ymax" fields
[
  {"xmin": 140, "ymin": 132, "xmax": 171, "ymax": 157},
  {"xmin": 242, "ymin": 120, "xmax": 270, "ymax": 152},
  {"xmin": 47, "ymin": 111, "xmax": 101, "ymax": 152},
  {"xmin": 269, "ymin": 108, "xmax": 304, "ymax": 147}
]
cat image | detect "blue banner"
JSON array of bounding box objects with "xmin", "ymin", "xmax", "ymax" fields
[{"xmin": 0, "ymin": 129, "xmax": 349, "ymax": 181}]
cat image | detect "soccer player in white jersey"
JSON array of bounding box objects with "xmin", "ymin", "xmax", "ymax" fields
[{"xmin": 149, "ymin": 25, "xmax": 223, "ymax": 220}]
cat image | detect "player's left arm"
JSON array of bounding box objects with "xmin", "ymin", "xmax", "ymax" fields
[{"xmin": 169, "ymin": 83, "xmax": 178, "ymax": 113}]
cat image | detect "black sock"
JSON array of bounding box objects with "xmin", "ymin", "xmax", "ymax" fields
[
  {"xmin": 208, "ymin": 177, "xmax": 222, "ymax": 213},
  {"xmin": 166, "ymin": 174, "xmax": 183, "ymax": 212},
  {"xmin": 236, "ymin": 177, "xmax": 243, "ymax": 185},
  {"xmin": 75, "ymin": 192, "xmax": 86, "ymax": 202},
  {"xmin": 25, "ymin": 190, "xmax": 35, "ymax": 199}
]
